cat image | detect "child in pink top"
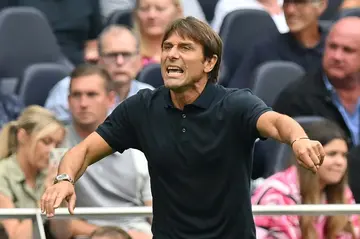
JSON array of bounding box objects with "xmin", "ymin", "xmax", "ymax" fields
[{"xmin": 252, "ymin": 119, "xmax": 360, "ymax": 239}]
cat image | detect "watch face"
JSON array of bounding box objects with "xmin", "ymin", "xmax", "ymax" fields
[{"xmin": 57, "ymin": 174, "xmax": 68, "ymax": 180}]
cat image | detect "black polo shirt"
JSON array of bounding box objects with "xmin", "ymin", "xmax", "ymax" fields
[{"xmin": 96, "ymin": 83, "xmax": 272, "ymax": 239}]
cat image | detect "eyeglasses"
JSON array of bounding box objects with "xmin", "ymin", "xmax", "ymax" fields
[
  {"xmin": 283, "ymin": 0, "xmax": 319, "ymax": 4},
  {"xmin": 101, "ymin": 51, "xmax": 138, "ymax": 63}
]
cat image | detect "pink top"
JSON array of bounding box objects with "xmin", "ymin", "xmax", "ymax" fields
[
  {"xmin": 141, "ymin": 56, "xmax": 156, "ymax": 67},
  {"xmin": 251, "ymin": 166, "xmax": 359, "ymax": 239}
]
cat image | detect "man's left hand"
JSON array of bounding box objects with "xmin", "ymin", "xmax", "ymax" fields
[{"xmin": 291, "ymin": 138, "xmax": 326, "ymax": 173}]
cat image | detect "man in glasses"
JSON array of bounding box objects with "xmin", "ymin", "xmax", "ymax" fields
[{"xmin": 45, "ymin": 25, "xmax": 154, "ymax": 123}]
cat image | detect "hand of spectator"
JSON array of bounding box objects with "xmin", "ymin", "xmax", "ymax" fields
[
  {"xmin": 40, "ymin": 181, "xmax": 76, "ymax": 218},
  {"xmin": 291, "ymin": 138, "xmax": 326, "ymax": 173}
]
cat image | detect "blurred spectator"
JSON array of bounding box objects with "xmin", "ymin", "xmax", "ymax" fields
[
  {"xmin": 341, "ymin": 0, "xmax": 360, "ymax": 8},
  {"xmin": 45, "ymin": 25, "xmax": 153, "ymax": 123},
  {"xmin": 0, "ymin": 105, "xmax": 70, "ymax": 239},
  {"xmin": 212, "ymin": 0, "xmax": 289, "ymax": 33},
  {"xmin": 61, "ymin": 64, "xmax": 152, "ymax": 239},
  {"xmin": 226, "ymin": 0, "xmax": 328, "ymax": 89},
  {"xmin": 100, "ymin": 0, "xmax": 205, "ymax": 23},
  {"xmin": 90, "ymin": 226, "xmax": 132, "ymax": 239},
  {"xmin": 5, "ymin": 0, "xmax": 103, "ymax": 65},
  {"xmin": 0, "ymin": 93, "xmax": 24, "ymax": 129},
  {"xmin": 252, "ymin": 119, "xmax": 360, "ymax": 239},
  {"xmin": 273, "ymin": 17, "xmax": 360, "ymax": 146},
  {"xmin": 133, "ymin": 0, "xmax": 183, "ymax": 66}
]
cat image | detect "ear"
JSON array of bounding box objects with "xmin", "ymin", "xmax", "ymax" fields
[
  {"xmin": 107, "ymin": 90, "xmax": 116, "ymax": 108},
  {"xmin": 17, "ymin": 128, "xmax": 30, "ymax": 146},
  {"xmin": 315, "ymin": 0, "xmax": 328, "ymax": 16},
  {"xmin": 203, "ymin": 55, "xmax": 218, "ymax": 74}
]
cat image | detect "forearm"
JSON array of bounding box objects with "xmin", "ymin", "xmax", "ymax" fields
[
  {"xmin": 269, "ymin": 114, "xmax": 308, "ymax": 145},
  {"xmin": 57, "ymin": 144, "xmax": 89, "ymax": 182},
  {"xmin": 69, "ymin": 219, "xmax": 98, "ymax": 236},
  {"xmin": 7, "ymin": 219, "xmax": 32, "ymax": 239},
  {"xmin": 49, "ymin": 219, "xmax": 72, "ymax": 239}
]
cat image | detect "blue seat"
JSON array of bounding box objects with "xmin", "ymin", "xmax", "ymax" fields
[
  {"xmin": 0, "ymin": 7, "xmax": 73, "ymax": 93},
  {"xmin": 137, "ymin": 63, "xmax": 163, "ymax": 88},
  {"xmin": 18, "ymin": 63, "xmax": 71, "ymax": 106},
  {"xmin": 218, "ymin": 9, "xmax": 280, "ymax": 86},
  {"xmin": 252, "ymin": 61, "xmax": 305, "ymax": 107}
]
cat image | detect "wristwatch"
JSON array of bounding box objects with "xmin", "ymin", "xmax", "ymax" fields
[{"xmin": 54, "ymin": 174, "xmax": 74, "ymax": 185}]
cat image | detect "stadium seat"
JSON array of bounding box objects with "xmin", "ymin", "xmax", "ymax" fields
[
  {"xmin": 338, "ymin": 7, "xmax": 360, "ymax": 18},
  {"xmin": 252, "ymin": 61, "xmax": 305, "ymax": 107},
  {"xmin": 105, "ymin": 9, "xmax": 133, "ymax": 27},
  {"xmin": 218, "ymin": 9, "xmax": 280, "ymax": 86},
  {"xmin": 0, "ymin": 7, "xmax": 73, "ymax": 93},
  {"xmin": 18, "ymin": 63, "xmax": 71, "ymax": 106},
  {"xmin": 319, "ymin": 0, "xmax": 343, "ymax": 20},
  {"xmin": 137, "ymin": 63, "xmax": 163, "ymax": 88}
]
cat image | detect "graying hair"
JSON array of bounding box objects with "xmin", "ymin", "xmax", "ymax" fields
[{"xmin": 97, "ymin": 24, "xmax": 140, "ymax": 55}]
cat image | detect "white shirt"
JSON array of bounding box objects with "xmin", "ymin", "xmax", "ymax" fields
[{"xmin": 211, "ymin": 0, "xmax": 289, "ymax": 34}]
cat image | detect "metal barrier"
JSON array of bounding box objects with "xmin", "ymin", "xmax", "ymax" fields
[{"xmin": 1, "ymin": 205, "xmax": 360, "ymax": 239}]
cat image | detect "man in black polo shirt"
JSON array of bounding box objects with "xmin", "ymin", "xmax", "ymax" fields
[{"xmin": 41, "ymin": 17, "xmax": 325, "ymax": 239}]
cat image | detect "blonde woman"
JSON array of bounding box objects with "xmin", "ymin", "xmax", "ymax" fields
[
  {"xmin": 0, "ymin": 105, "xmax": 70, "ymax": 239},
  {"xmin": 133, "ymin": 0, "xmax": 183, "ymax": 66},
  {"xmin": 252, "ymin": 119, "xmax": 359, "ymax": 239}
]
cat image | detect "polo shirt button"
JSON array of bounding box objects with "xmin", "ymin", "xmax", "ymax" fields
[
  {"xmin": 182, "ymin": 128, "xmax": 186, "ymax": 133},
  {"xmin": 182, "ymin": 114, "xmax": 186, "ymax": 118}
]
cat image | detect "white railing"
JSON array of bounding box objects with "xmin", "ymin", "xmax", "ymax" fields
[{"xmin": 2, "ymin": 205, "xmax": 360, "ymax": 239}]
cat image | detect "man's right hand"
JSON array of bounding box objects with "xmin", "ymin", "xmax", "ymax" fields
[{"xmin": 40, "ymin": 181, "xmax": 77, "ymax": 217}]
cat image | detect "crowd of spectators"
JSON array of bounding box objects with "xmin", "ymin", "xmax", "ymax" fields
[{"xmin": 0, "ymin": 0, "xmax": 360, "ymax": 238}]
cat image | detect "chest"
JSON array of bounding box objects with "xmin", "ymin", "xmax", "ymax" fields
[
  {"xmin": 7, "ymin": 179, "xmax": 43, "ymax": 208},
  {"xmin": 138, "ymin": 106, "xmax": 250, "ymax": 172}
]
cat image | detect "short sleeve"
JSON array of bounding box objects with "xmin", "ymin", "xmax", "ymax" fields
[
  {"xmin": 232, "ymin": 89, "xmax": 272, "ymax": 140},
  {"xmin": 96, "ymin": 92, "xmax": 144, "ymax": 153},
  {"xmin": 0, "ymin": 174, "xmax": 13, "ymax": 201}
]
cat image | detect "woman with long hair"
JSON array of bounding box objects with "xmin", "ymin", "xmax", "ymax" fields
[
  {"xmin": 252, "ymin": 119, "xmax": 359, "ymax": 239},
  {"xmin": 0, "ymin": 105, "xmax": 70, "ymax": 239},
  {"xmin": 133, "ymin": 0, "xmax": 183, "ymax": 66}
]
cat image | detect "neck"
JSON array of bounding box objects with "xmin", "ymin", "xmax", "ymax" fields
[
  {"xmin": 73, "ymin": 122, "xmax": 98, "ymax": 139},
  {"xmin": 114, "ymin": 82, "xmax": 131, "ymax": 102},
  {"xmin": 292, "ymin": 23, "xmax": 321, "ymax": 48},
  {"xmin": 141, "ymin": 35, "xmax": 163, "ymax": 61},
  {"xmin": 16, "ymin": 149, "xmax": 37, "ymax": 187},
  {"xmin": 329, "ymin": 74, "xmax": 360, "ymax": 91},
  {"xmin": 170, "ymin": 79, "xmax": 207, "ymax": 110}
]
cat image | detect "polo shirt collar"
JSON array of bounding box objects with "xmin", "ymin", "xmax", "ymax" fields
[
  {"xmin": 8, "ymin": 154, "xmax": 47, "ymax": 183},
  {"xmin": 164, "ymin": 82, "xmax": 217, "ymax": 109}
]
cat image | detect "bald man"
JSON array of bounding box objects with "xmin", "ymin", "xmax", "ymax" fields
[{"xmin": 273, "ymin": 16, "xmax": 360, "ymax": 148}]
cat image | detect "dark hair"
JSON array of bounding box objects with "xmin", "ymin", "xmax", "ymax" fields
[
  {"xmin": 89, "ymin": 226, "xmax": 132, "ymax": 239},
  {"xmin": 301, "ymin": 119, "xmax": 348, "ymax": 146},
  {"xmin": 162, "ymin": 16, "xmax": 223, "ymax": 83},
  {"xmin": 69, "ymin": 64, "xmax": 113, "ymax": 92}
]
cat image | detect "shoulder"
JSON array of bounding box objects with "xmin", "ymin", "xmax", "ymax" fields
[
  {"xmin": 52, "ymin": 76, "xmax": 70, "ymax": 91},
  {"xmin": 133, "ymin": 80, "xmax": 155, "ymax": 90},
  {"xmin": 222, "ymin": 87, "xmax": 264, "ymax": 107}
]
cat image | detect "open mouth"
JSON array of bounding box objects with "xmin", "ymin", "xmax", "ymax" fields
[{"xmin": 166, "ymin": 66, "xmax": 184, "ymax": 77}]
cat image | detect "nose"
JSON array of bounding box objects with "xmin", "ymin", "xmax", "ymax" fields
[
  {"xmin": 79, "ymin": 95, "xmax": 90, "ymax": 108},
  {"xmin": 147, "ymin": 7, "xmax": 157, "ymax": 19},
  {"xmin": 116, "ymin": 54, "xmax": 125, "ymax": 65},
  {"xmin": 167, "ymin": 47, "xmax": 180, "ymax": 59}
]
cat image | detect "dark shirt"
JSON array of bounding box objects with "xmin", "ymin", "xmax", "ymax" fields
[
  {"xmin": 96, "ymin": 83, "xmax": 271, "ymax": 239},
  {"xmin": 17, "ymin": 0, "xmax": 103, "ymax": 65},
  {"xmin": 227, "ymin": 28, "xmax": 327, "ymax": 89},
  {"xmin": 0, "ymin": 93, "xmax": 24, "ymax": 129},
  {"xmin": 272, "ymin": 70, "xmax": 354, "ymax": 146}
]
